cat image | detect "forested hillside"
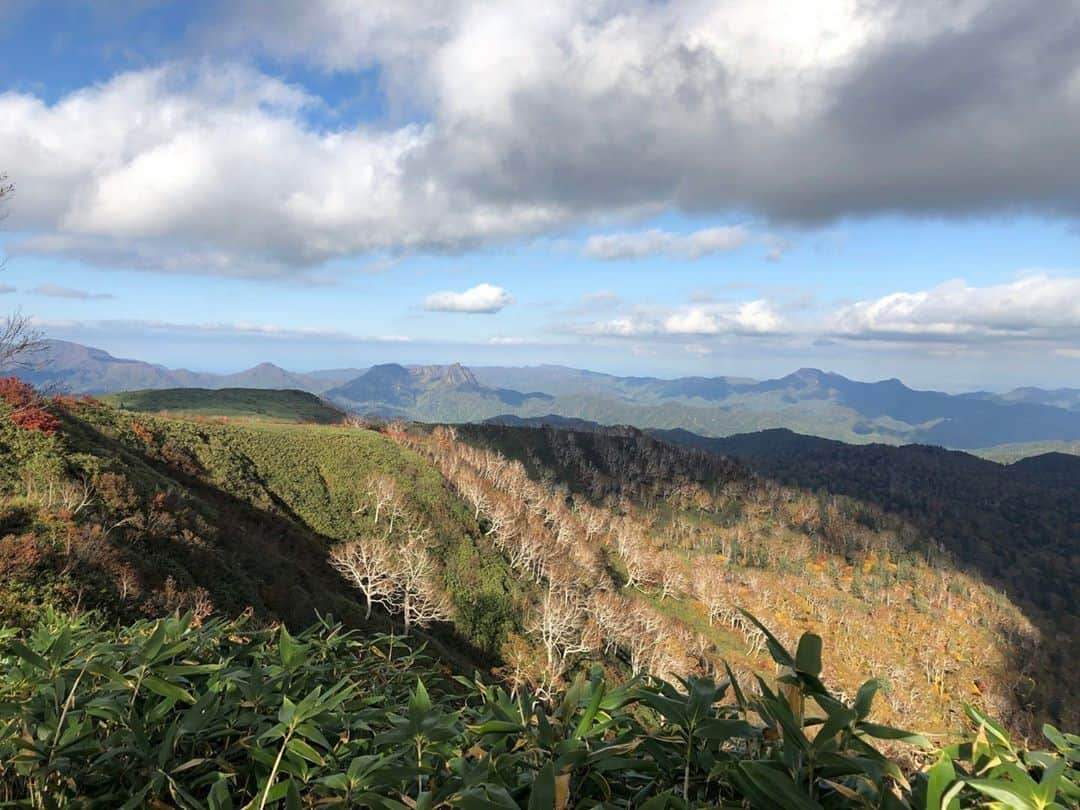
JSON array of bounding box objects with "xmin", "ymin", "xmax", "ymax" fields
[
  {"xmin": 2, "ymin": 382, "xmax": 1078, "ymax": 806},
  {"xmin": 656, "ymin": 427, "xmax": 1080, "ymax": 701}
]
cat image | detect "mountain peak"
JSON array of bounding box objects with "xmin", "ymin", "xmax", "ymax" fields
[{"xmin": 411, "ymin": 363, "xmax": 479, "ymax": 388}]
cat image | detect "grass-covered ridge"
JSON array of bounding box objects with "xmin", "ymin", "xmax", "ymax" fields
[
  {"xmin": 102, "ymin": 387, "xmax": 346, "ymax": 424},
  {"xmin": 0, "ymin": 390, "xmax": 523, "ymax": 664}
]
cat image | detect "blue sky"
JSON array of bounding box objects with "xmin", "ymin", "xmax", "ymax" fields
[{"xmin": 2, "ymin": 1, "xmax": 1080, "ymax": 390}]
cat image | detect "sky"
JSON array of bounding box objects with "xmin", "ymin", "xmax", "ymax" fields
[{"xmin": 1, "ymin": 0, "xmax": 1079, "ymax": 391}]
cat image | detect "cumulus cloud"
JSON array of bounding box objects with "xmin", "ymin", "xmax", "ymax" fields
[
  {"xmin": 829, "ymin": 274, "xmax": 1080, "ymax": 341},
  {"xmin": 416, "ymin": 0, "xmax": 1080, "ymax": 224},
  {"xmin": 4, "ymin": 1, "xmax": 1080, "ymax": 276},
  {"xmin": 583, "ymin": 226, "xmax": 750, "ymax": 260},
  {"xmin": 0, "ymin": 62, "xmax": 564, "ymax": 275},
  {"xmin": 581, "ymin": 299, "xmax": 787, "ymax": 338},
  {"xmin": 423, "ymin": 283, "xmax": 513, "ymax": 313},
  {"xmin": 569, "ymin": 273, "xmax": 1080, "ymax": 350},
  {"xmin": 30, "ymin": 284, "xmax": 114, "ymax": 300}
]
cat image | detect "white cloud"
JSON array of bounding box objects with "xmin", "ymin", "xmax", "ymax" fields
[
  {"xmin": 569, "ymin": 273, "xmax": 1080, "ymax": 351},
  {"xmin": 423, "ymin": 283, "xmax": 513, "ymax": 313},
  {"xmin": 4, "ymin": 1, "xmax": 1080, "ymax": 278},
  {"xmin": 581, "ymin": 299, "xmax": 787, "ymax": 338},
  {"xmin": 0, "ymin": 63, "xmax": 564, "ymax": 275},
  {"xmin": 583, "ymin": 226, "xmax": 750, "ymax": 261},
  {"xmin": 829, "ymin": 274, "xmax": 1080, "ymax": 341},
  {"xmin": 30, "ymin": 284, "xmax": 114, "ymax": 300}
]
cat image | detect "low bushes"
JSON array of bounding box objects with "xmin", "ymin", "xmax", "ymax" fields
[{"xmin": 1, "ymin": 609, "xmax": 1075, "ymax": 808}]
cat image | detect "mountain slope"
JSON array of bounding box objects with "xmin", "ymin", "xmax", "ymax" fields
[
  {"xmin": 325, "ymin": 362, "xmax": 554, "ymax": 418},
  {"xmin": 428, "ymin": 422, "xmax": 1069, "ymax": 732},
  {"xmin": 13, "ymin": 342, "xmax": 1080, "ymax": 451},
  {"xmin": 215, "ymin": 362, "xmax": 319, "ymax": 390},
  {"xmin": 2, "ymin": 387, "xmax": 1070, "ymax": 733},
  {"xmin": 0, "ymin": 394, "xmax": 524, "ymax": 667},
  {"xmin": 8, "ymin": 339, "xmax": 215, "ymax": 392},
  {"xmin": 656, "ymin": 427, "xmax": 1079, "ymax": 656},
  {"xmin": 11, "ymin": 341, "xmax": 337, "ymax": 394},
  {"xmin": 470, "ymin": 366, "xmax": 1080, "ymax": 449},
  {"xmin": 102, "ymin": 387, "xmax": 347, "ymax": 424}
]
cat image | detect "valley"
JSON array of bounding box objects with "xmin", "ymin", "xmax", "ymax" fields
[{"xmin": 2, "ymin": 374, "xmax": 1078, "ymax": 806}]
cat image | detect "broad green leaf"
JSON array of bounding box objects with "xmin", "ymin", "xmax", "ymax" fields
[
  {"xmin": 739, "ymin": 610, "xmax": 795, "ymax": 669},
  {"xmin": 206, "ymin": 777, "xmax": 233, "ymax": 810},
  {"xmin": 143, "ymin": 675, "xmax": 195, "ymax": 704},
  {"xmin": 926, "ymin": 752, "xmax": 959, "ymax": 810},
  {"xmin": 856, "ymin": 722, "xmax": 929, "ymax": 747},
  {"xmin": 853, "ymin": 679, "xmax": 882, "ymax": 720},
  {"xmin": 286, "ymin": 737, "xmax": 324, "ymax": 765},
  {"xmin": 7, "ymin": 641, "xmax": 49, "ymax": 671},
  {"xmin": 795, "ymin": 633, "xmax": 823, "ymax": 678},
  {"xmin": 468, "ymin": 720, "xmax": 526, "ymax": 736},
  {"xmin": 528, "ymin": 761, "xmax": 557, "ymax": 810},
  {"xmin": 410, "ymin": 678, "xmax": 433, "ymax": 717},
  {"xmin": 278, "ymin": 625, "xmax": 302, "ymax": 669},
  {"xmin": 966, "ymin": 777, "xmax": 1037, "ymax": 809},
  {"xmin": 735, "ymin": 762, "xmax": 822, "ymax": 810}
]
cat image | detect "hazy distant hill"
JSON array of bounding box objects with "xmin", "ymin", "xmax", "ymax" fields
[
  {"xmin": 214, "ymin": 362, "xmax": 318, "ymax": 391},
  {"xmin": 9, "ymin": 340, "xmax": 341, "ymax": 394},
  {"xmin": 973, "ymin": 439, "xmax": 1080, "ymax": 463},
  {"xmin": 12, "ymin": 341, "xmax": 1080, "ymax": 451},
  {"xmin": 9, "ymin": 340, "xmax": 216, "ymax": 392},
  {"xmin": 961, "ymin": 386, "xmax": 1080, "ymax": 411}
]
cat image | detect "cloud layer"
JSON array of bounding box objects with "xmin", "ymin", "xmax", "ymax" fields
[
  {"xmin": 30, "ymin": 284, "xmax": 114, "ymax": 300},
  {"xmin": 1, "ymin": 0, "xmax": 1079, "ymax": 275},
  {"xmin": 573, "ymin": 274, "xmax": 1080, "ymax": 349},
  {"xmin": 829, "ymin": 274, "xmax": 1080, "ymax": 342},
  {"xmin": 579, "ymin": 299, "xmax": 786, "ymax": 338},
  {"xmin": 423, "ymin": 283, "xmax": 513, "ymax": 313},
  {"xmin": 583, "ymin": 227, "xmax": 750, "ymax": 261}
]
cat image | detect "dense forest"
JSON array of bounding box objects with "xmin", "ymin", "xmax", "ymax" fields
[{"xmin": 656, "ymin": 427, "xmax": 1080, "ymax": 720}]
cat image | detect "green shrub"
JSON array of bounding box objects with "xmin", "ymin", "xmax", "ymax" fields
[{"xmin": 2, "ymin": 609, "xmax": 1074, "ymax": 808}]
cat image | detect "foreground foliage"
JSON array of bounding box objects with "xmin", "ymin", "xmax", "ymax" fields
[{"xmin": 1, "ymin": 611, "xmax": 1076, "ymax": 808}]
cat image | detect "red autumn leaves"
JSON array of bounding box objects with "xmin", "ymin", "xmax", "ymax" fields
[{"xmin": 0, "ymin": 376, "xmax": 61, "ymax": 434}]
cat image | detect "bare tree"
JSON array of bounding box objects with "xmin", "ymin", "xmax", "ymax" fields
[
  {"xmin": 396, "ymin": 529, "xmax": 452, "ymax": 632},
  {"xmin": 329, "ymin": 536, "xmax": 401, "ymax": 620},
  {"xmin": 0, "ymin": 176, "xmax": 42, "ymax": 368},
  {"xmin": 528, "ymin": 586, "xmax": 592, "ymax": 689},
  {"xmin": 692, "ymin": 567, "xmax": 727, "ymax": 626},
  {"xmin": 626, "ymin": 606, "xmax": 665, "ymax": 676},
  {"xmin": 658, "ymin": 555, "xmax": 687, "ymax": 601},
  {"xmin": 358, "ymin": 474, "xmax": 406, "ymax": 536},
  {"xmin": 459, "ymin": 476, "xmax": 490, "ymax": 521}
]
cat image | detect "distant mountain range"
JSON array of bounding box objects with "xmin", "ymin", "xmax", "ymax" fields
[
  {"xmin": 9, "ymin": 338, "xmax": 1080, "ymax": 452},
  {"xmin": 10, "ymin": 340, "xmax": 360, "ymax": 394}
]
